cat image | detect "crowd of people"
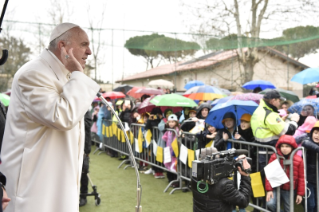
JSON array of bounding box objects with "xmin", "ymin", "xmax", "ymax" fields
[
  {"xmin": 0, "ymin": 21, "xmax": 317, "ymax": 212},
  {"xmin": 92, "ymin": 89, "xmax": 319, "ymax": 212}
]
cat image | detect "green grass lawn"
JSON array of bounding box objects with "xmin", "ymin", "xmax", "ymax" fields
[
  {"xmin": 80, "ymin": 146, "xmax": 304, "ymax": 212},
  {"xmin": 80, "ymin": 146, "xmax": 193, "ymax": 212}
]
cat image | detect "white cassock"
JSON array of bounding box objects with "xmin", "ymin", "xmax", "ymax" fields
[{"xmin": 0, "ymin": 49, "xmax": 100, "ymax": 212}]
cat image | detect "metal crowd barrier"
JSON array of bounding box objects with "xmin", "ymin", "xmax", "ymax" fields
[{"xmin": 92, "ymin": 119, "xmax": 318, "ymax": 211}]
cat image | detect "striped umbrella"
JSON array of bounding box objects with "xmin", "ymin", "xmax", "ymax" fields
[{"xmin": 183, "ymin": 85, "xmax": 225, "ymax": 101}]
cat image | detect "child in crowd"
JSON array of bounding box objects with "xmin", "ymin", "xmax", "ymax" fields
[
  {"xmin": 144, "ymin": 107, "xmax": 165, "ymax": 178},
  {"xmin": 297, "ymin": 121, "xmax": 319, "ymax": 212},
  {"xmin": 214, "ymin": 112, "xmax": 237, "ymax": 151},
  {"xmin": 202, "ymin": 124, "xmax": 217, "ymax": 148},
  {"xmin": 235, "ymin": 114, "xmax": 255, "ymax": 143},
  {"xmin": 233, "ymin": 113, "xmax": 256, "ymax": 212},
  {"xmin": 265, "ymin": 135, "xmax": 305, "ymax": 212},
  {"xmin": 162, "ymin": 114, "xmax": 180, "ymax": 187},
  {"xmin": 293, "ymin": 116, "xmax": 317, "ymax": 156}
]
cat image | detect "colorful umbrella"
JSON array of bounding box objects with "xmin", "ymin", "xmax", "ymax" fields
[
  {"xmin": 184, "ymin": 80, "xmax": 204, "ymax": 90},
  {"xmin": 127, "ymin": 86, "xmax": 145, "ymax": 99},
  {"xmin": 113, "ymin": 84, "xmax": 133, "ymax": 94},
  {"xmin": 291, "ymin": 67, "xmax": 319, "ymax": 84},
  {"xmin": 242, "ymin": 80, "xmax": 275, "ymax": 90},
  {"xmin": 148, "ymin": 79, "xmax": 174, "ymax": 88},
  {"xmin": 150, "ymin": 94, "xmax": 197, "ymax": 107},
  {"xmin": 259, "ymin": 88, "xmax": 299, "ymax": 103},
  {"xmin": 183, "ymin": 85, "xmax": 225, "ymax": 100},
  {"xmin": 206, "ymin": 100, "xmax": 259, "ymax": 129},
  {"xmin": 138, "ymin": 96, "xmax": 182, "ymax": 114},
  {"xmin": 0, "ymin": 93, "xmax": 10, "ymax": 106},
  {"xmin": 101, "ymin": 91, "xmax": 125, "ymax": 99},
  {"xmin": 135, "ymin": 88, "xmax": 164, "ymax": 96},
  {"xmin": 229, "ymin": 93, "xmax": 263, "ymax": 104}
]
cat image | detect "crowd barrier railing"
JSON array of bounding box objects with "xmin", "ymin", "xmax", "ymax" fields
[{"xmin": 92, "ymin": 119, "xmax": 317, "ymax": 211}]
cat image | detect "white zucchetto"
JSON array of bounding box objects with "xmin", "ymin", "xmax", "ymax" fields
[{"xmin": 49, "ymin": 23, "xmax": 79, "ymax": 42}]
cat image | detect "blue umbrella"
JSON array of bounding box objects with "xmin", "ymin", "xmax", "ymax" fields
[
  {"xmin": 242, "ymin": 80, "xmax": 275, "ymax": 90},
  {"xmin": 211, "ymin": 96, "xmax": 232, "ymax": 107},
  {"xmin": 184, "ymin": 80, "xmax": 205, "ymax": 90},
  {"xmin": 288, "ymin": 99, "xmax": 319, "ymax": 115},
  {"xmin": 206, "ymin": 100, "xmax": 259, "ymax": 130},
  {"xmin": 291, "ymin": 67, "xmax": 319, "ymax": 84}
]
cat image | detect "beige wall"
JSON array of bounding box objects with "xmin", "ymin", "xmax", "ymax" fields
[{"xmin": 121, "ymin": 51, "xmax": 305, "ymax": 97}]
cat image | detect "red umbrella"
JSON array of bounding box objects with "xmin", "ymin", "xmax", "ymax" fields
[
  {"xmin": 127, "ymin": 86, "xmax": 145, "ymax": 99},
  {"xmin": 101, "ymin": 91, "xmax": 125, "ymax": 99},
  {"xmin": 135, "ymin": 88, "xmax": 164, "ymax": 96},
  {"xmin": 138, "ymin": 95, "xmax": 182, "ymax": 114}
]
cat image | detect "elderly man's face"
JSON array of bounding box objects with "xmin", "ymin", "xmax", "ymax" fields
[{"xmin": 66, "ymin": 28, "xmax": 92, "ymax": 69}]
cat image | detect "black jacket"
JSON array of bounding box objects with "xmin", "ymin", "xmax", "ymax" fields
[
  {"xmin": 214, "ymin": 128, "xmax": 238, "ymax": 151},
  {"xmin": 297, "ymin": 130, "xmax": 319, "ymax": 184},
  {"xmin": 84, "ymin": 110, "xmax": 92, "ymax": 155},
  {"xmin": 181, "ymin": 118, "xmax": 196, "ymax": 132},
  {"xmin": 192, "ymin": 175, "xmax": 251, "ymax": 212},
  {"xmin": 119, "ymin": 108, "xmax": 133, "ymax": 125}
]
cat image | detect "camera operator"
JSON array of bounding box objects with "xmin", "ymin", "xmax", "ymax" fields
[{"xmin": 192, "ymin": 155, "xmax": 252, "ymax": 212}]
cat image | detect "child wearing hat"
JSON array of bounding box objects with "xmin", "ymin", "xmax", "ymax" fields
[
  {"xmin": 162, "ymin": 114, "xmax": 180, "ymax": 186},
  {"xmin": 235, "ymin": 114, "xmax": 255, "ymax": 142},
  {"xmin": 297, "ymin": 121, "xmax": 319, "ymax": 211},
  {"xmin": 265, "ymin": 135, "xmax": 305, "ymax": 212},
  {"xmin": 214, "ymin": 112, "xmax": 238, "ymax": 151}
]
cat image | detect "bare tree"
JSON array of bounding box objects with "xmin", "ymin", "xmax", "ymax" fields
[
  {"xmin": 181, "ymin": 0, "xmax": 319, "ymax": 85},
  {"xmin": 87, "ymin": 4, "xmax": 107, "ymax": 81},
  {"xmin": 48, "ymin": 0, "xmax": 73, "ymax": 25}
]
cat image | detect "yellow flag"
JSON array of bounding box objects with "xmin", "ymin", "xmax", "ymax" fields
[
  {"xmin": 144, "ymin": 129, "xmax": 152, "ymax": 147},
  {"xmin": 129, "ymin": 131, "xmax": 134, "ymax": 145},
  {"xmin": 156, "ymin": 146, "xmax": 163, "ymax": 163},
  {"xmin": 171, "ymin": 138, "xmax": 179, "ymax": 157},
  {"xmin": 106, "ymin": 126, "xmax": 110, "ymax": 137},
  {"xmin": 188, "ymin": 149, "xmax": 195, "ymax": 168},
  {"xmin": 250, "ymin": 172, "xmax": 265, "ymax": 197},
  {"xmin": 136, "ymin": 127, "xmax": 144, "ymax": 152},
  {"xmin": 102, "ymin": 125, "xmax": 106, "ymax": 135},
  {"xmin": 205, "ymin": 140, "xmax": 214, "ymax": 148},
  {"xmin": 112, "ymin": 123, "xmax": 118, "ymax": 136},
  {"xmin": 117, "ymin": 128, "xmax": 121, "ymax": 141},
  {"xmin": 121, "ymin": 130, "xmax": 125, "ymax": 143}
]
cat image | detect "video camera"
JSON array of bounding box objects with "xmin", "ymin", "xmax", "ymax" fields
[{"xmin": 192, "ymin": 148, "xmax": 251, "ymax": 185}]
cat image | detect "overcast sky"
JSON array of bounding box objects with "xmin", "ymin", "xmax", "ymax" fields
[{"xmin": 1, "ymin": 0, "xmax": 318, "ymax": 84}]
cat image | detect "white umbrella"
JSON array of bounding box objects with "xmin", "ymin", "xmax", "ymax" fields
[{"xmin": 148, "ymin": 79, "xmax": 174, "ymax": 88}]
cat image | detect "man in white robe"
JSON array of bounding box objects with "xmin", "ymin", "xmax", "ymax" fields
[{"xmin": 0, "ymin": 23, "xmax": 100, "ymax": 212}]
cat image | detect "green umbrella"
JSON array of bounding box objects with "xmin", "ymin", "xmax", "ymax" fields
[
  {"xmin": 150, "ymin": 94, "xmax": 197, "ymax": 107},
  {"xmin": 259, "ymin": 88, "xmax": 300, "ymax": 103},
  {"xmin": 0, "ymin": 93, "xmax": 10, "ymax": 106}
]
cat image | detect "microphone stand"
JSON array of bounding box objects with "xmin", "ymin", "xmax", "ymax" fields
[
  {"xmin": 97, "ymin": 93, "xmax": 142, "ymax": 212},
  {"xmin": 0, "ymin": 0, "xmax": 9, "ymax": 65}
]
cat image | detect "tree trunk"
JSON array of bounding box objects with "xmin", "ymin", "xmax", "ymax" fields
[{"xmin": 242, "ymin": 60, "xmax": 255, "ymax": 84}]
